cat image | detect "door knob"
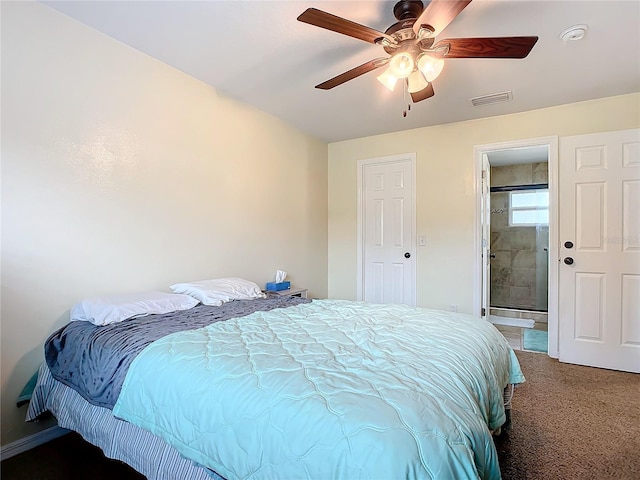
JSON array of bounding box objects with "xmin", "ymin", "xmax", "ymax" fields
[
  {"xmin": 564, "ymin": 257, "xmax": 574, "ymax": 265},
  {"xmin": 404, "ymin": 252, "xmax": 411, "ymax": 259},
  {"xmin": 489, "ymin": 253, "xmax": 496, "ymax": 259}
]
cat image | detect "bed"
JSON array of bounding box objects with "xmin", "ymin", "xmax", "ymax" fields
[{"xmin": 26, "ymin": 283, "xmax": 524, "ymax": 480}]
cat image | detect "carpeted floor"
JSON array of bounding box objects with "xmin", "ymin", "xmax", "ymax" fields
[
  {"xmin": 494, "ymin": 350, "xmax": 640, "ymax": 479},
  {"xmin": 2, "ymin": 350, "xmax": 638, "ymax": 479}
]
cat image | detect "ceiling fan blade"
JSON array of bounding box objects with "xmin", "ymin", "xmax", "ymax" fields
[
  {"xmin": 413, "ymin": 0, "xmax": 472, "ymax": 37},
  {"xmin": 410, "ymin": 83, "xmax": 435, "ymax": 103},
  {"xmin": 298, "ymin": 8, "xmax": 391, "ymax": 44},
  {"xmin": 316, "ymin": 58, "xmax": 389, "ymax": 90},
  {"xmin": 434, "ymin": 36, "xmax": 539, "ymax": 58}
]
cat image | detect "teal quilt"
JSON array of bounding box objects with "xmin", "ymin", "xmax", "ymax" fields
[{"xmin": 113, "ymin": 300, "xmax": 524, "ymax": 480}]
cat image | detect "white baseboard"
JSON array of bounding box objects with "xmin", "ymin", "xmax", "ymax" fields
[{"xmin": 0, "ymin": 426, "xmax": 70, "ymax": 461}]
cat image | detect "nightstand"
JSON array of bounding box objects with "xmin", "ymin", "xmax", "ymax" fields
[{"xmin": 266, "ymin": 287, "xmax": 308, "ymax": 298}]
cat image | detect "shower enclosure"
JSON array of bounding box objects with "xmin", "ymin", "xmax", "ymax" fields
[{"xmin": 489, "ymin": 162, "xmax": 549, "ymax": 313}]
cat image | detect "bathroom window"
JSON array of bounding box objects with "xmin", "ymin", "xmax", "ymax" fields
[{"xmin": 509, "ymin": 189, "xmax": 549, "ymax": 226}]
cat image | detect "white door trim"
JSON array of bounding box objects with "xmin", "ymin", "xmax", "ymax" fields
[
  {"xmin": 357, "ymin": 153, "xmax": 417, "ymax": 303},
  {"xmin": 473, "ymin": 136, "xmax": 559, "ymax": 358},
  {"xmin": 480, "ymin": 154, "xmax": 491, "ymax": 321}
]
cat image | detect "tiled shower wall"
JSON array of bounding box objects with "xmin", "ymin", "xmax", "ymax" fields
[{"xmin": 490, "ymin": 162, "xmax": 549, "ymax": 311}]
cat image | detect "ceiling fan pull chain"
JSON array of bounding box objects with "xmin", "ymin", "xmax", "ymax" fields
[{"xmin": 402, "ymin": 79, "xmax": 408, "ymax": 117}]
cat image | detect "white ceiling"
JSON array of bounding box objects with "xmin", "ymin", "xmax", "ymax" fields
[
  {"xmin": 43, "ymin": 0, "xmax": 640, "ymax": 143},
  {"xmin": 487, "ymin": 144, "xmax": 548, "ymax": 166}
]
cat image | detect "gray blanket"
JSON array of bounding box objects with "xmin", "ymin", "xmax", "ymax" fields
[{"xmin": 45, "ymin": 296, "xmax": 310, "ymax": 409}]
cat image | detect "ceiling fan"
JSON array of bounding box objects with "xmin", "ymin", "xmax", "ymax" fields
[{"xmin": 297, "ymin": 0, "xmax": 538, "ymax": 104}]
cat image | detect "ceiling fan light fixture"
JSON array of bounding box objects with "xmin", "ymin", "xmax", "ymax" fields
[
  {"xmin": 407, "ymin": 70, "xmax": 429, "ymax": 93},
  {"xmin": 388, "ymin": 52, "xmax": 415, "ymax": 79},
  {"xmin": 377, "ymin": 67, "xmax": 399, "ymax": 91},
  {"xmin": 417, "ymin": 54, "xmax": 444, "ymax": 82}
]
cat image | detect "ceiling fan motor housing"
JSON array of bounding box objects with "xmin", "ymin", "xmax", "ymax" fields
[
  {"xmin": 393, "ymin": 0, "xmax": 424, "ymax": 21},
  {"xmin": 387, "ymin": 0, "xmax": 423, "ymax": 37},
  {"xmin": 384, "ymin": 0, "xmax": 435, "ymax": 54}
]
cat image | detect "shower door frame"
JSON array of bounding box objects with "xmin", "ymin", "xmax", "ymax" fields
[{"xmin": 473, "ymin": 136, "xmax": 559, "ymax": 358}]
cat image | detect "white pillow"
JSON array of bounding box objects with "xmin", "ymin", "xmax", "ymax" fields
[
  {"xmin": 169, "ymin": 277, "xmax": 266, "ymax": 306},
  {"xmin": 70, "ymin": 291, "xmax": 199, "ymax": 326}
]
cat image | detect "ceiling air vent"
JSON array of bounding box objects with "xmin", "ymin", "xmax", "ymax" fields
[{"xmin": 470, "ymin": 91, "xmax": 513, "ymax": 107}]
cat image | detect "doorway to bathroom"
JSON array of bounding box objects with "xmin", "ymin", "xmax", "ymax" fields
[{"xmin": 487, "ymin": 147, "xmax": 550, "ymax": 353}]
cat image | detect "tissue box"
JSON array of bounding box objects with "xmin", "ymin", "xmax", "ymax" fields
[{"xmin": 266, "ymin": 281, "xmax": 291, "ymax": 291}]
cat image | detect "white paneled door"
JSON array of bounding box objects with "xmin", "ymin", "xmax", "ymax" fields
[
  {"xmin": 559, "ymin": 129, "xmax": 640, "ymax": 373},
  {"xmin": 481, "ymin": 153, "xmax": 491, "ymax": 320},
  {"xmin": 358, "ymin": 155, "xmax": 416, "ymax": 306}
]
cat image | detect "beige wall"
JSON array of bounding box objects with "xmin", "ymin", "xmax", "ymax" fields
[
  {"xmin": 328, "ymin": 93, "xmax": 640, "ymax": 311},
  {"xmin": 1, "ymin": 2, "xmax": 328, "ymax": 446}
]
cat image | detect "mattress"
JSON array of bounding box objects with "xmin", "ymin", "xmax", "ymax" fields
[{"xmin": 29, "ymin": 298, "xmax": 524, "ymax": 480}]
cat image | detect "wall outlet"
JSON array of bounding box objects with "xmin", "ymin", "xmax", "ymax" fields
[{"xmin": 449, "ymin": 304, "xmax": 458, "ymax": 312}]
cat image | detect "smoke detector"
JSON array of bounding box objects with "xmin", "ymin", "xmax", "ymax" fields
[{"xmin": 560, "ymin": 24, "xmax": 588, "ymax": 42}]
